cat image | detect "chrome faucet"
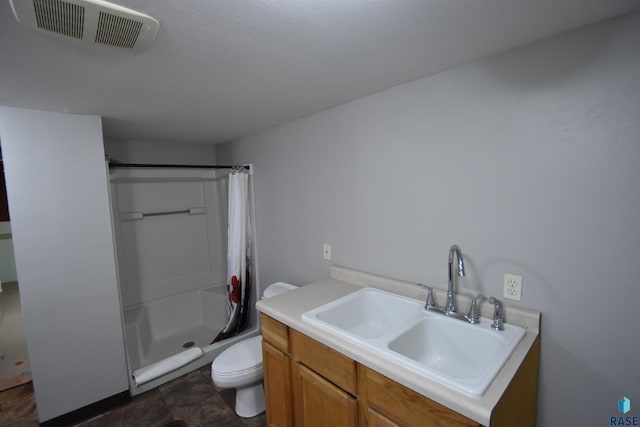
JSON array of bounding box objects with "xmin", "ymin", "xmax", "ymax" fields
[
  {"xmin": 446, "ymin": 244, "xmax": 465, "ymax": 314},
  {"xmin": 416, "ymin": 244, "xmax": 472, "ymax": 322},
  {"xmin": 418, "ymin": 283, "xmax": 486, "ymax": 324}
]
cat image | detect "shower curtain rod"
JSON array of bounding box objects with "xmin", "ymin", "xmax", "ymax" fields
[{"xmin": 108, "ymin": 162, "xmax": 249, "ymax": 170}]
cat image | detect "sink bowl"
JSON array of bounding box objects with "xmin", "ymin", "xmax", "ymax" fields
[
  {"xmin": 387, "ymin": 316, "xmax": 525, "ymax": 395},
  {"xmin": 302, "ymin": 287, "xmax": 526, "ymax": 396},
  {"xmin": 302, "ymin": 288, "xmax": 423, "ymax": 340}
]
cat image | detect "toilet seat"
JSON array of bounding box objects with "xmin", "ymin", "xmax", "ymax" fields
[{"xmin": 211, "ymin": 335, "xmax": 263, "ymax": 388}]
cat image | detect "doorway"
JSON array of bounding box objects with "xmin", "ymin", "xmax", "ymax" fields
[{"xmin": 0, "ymin": 143, "xmax": 31, "ymax": 392}]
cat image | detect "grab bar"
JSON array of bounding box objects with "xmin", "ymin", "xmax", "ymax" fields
[{"xmin": 120, "ymin": 207, "xmax": 206, "ymax": 221}]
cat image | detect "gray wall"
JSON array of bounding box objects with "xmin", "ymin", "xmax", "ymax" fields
[
  {"xmin": 217, "ymin": 12, "xmax": 640, "ymax": 426},
  {"xmin": 0, "ymin": 107, "xmax": 128, "ymax": 422},
  {"xmin": 104, "ymin": 138, "xmax": 217, "ymax": 164}
]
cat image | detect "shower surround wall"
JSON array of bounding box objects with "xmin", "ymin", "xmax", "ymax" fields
[
  {"xmin": 109, "ymin": 167, "xmax": 259, "ymax": 393},
  {"xmin": 111, "ymin": 168, "xmax": 227, "ymax": 308}
]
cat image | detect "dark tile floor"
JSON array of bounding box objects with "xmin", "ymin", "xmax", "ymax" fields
[{"xmin": 0, "ymin": 367, "xmax": 266, "ymax": 427}]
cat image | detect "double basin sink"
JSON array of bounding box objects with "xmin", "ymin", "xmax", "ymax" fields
[{"xmin": 302, "ymin": 287, "xmax": 525, "ymax": 396}]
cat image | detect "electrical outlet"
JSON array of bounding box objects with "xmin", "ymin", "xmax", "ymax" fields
[
  {"xmin": 503, "ymin": 274, "xmax": 522, "ymax": 301},
  {"xmin": 323, "ymin": 243, "xmax": 332, "ymax": 261}
]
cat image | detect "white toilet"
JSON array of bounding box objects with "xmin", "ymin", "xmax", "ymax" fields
[{"xmin": 211, "ymin": 282, "xmax": 297, "ymax": 418}]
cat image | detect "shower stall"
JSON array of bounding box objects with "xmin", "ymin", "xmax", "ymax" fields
[{"xmin": 108, "ymin": 164, "xmax": 259, "ymax": 395}]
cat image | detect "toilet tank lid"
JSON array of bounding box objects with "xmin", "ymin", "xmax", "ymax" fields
[{"xmin": 263, "ymin": 282, "xmax": 298, "ymax": 299}]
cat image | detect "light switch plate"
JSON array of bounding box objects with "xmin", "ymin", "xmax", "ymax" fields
[{"xmin": 323, "ymin": 243, "xmax": 331, "ymax": 261}]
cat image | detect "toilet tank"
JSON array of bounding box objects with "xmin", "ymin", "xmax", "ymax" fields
[{"xmin": 262, "ymin": 282, "xmax": 297, "ymax": 299}]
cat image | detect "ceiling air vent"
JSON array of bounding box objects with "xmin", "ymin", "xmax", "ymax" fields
[
  {"xmin": 33, "ymin": 0, "xmax": 85, "ymax": 39},
  {"xmin": 10, "ymin": 0, "xmax": 159, "ymax": 52},
  {"xmin": 95, "ymin": 11, "xmax": 143, "ymax": 49}
]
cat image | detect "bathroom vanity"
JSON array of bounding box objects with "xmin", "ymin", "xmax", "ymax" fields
[{"xmin": 257, "ymin": 267, "xmax": 540, "ymax": 427}]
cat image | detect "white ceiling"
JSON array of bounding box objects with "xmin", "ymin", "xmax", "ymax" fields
[{"xmin": 1, "ymin": 0, "xmax": 638, "ymax": 144}]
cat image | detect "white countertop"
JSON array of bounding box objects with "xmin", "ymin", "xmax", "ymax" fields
[{"xmin": 256, "ymin": 266, "xmax": 541, "ymax": 426}]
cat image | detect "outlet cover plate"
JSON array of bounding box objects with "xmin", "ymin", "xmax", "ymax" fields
[{"xmin": 503, "ymin": 273, "xmax": 522, "ymax": 301}]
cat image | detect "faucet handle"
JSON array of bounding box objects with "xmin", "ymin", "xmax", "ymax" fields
[
  {"xmin": 465, "ymin": 294, "xmax": 485, "ymax": 324},
  {"xmin": 488, "ymin": 297, "xmax": 504, "ymax": 331},
  {"xmin": 417, "ymin": 284, "xmax": 436, "ymax": 309},
  {"xmin": 426, "ymin": 287, "xmax": 436, "ymax": 308},
  {"xmin": 472, "ymin": 293, "xmax": 486, "ymax": 303}
]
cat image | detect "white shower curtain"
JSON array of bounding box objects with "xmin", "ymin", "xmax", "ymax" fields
[{"xmin": 212, "ymin": 170, "xmax": 252, "ymax": 343}]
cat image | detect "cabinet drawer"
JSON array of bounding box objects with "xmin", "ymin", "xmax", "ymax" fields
[
  {"xmin": 260, "ymin": 313, "xmax": 289, "ymax": 353},
  {"xmin": 291, "ymin": 329, "xmax": 357, "ymax": 395},
  {"xmin": 363, "ymin": 367, "xmax": 481, "ymax": 427}
]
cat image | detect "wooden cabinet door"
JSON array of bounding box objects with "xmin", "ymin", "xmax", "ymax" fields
[
  {"xmin": 262, "ymin": 341, "xmax": 293, "ymax": 427},
  {"xmin": 367, "ymin": 406, "xmax": 401, "ymax": 427},
  {"xmin": 298, "ymin": 364, "xmax": 358, "ymax": 427}
]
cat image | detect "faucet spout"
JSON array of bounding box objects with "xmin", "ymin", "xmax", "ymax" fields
[{"xmin": 446, "ymin": 244, "xmax": 465, "ymax": 314}]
